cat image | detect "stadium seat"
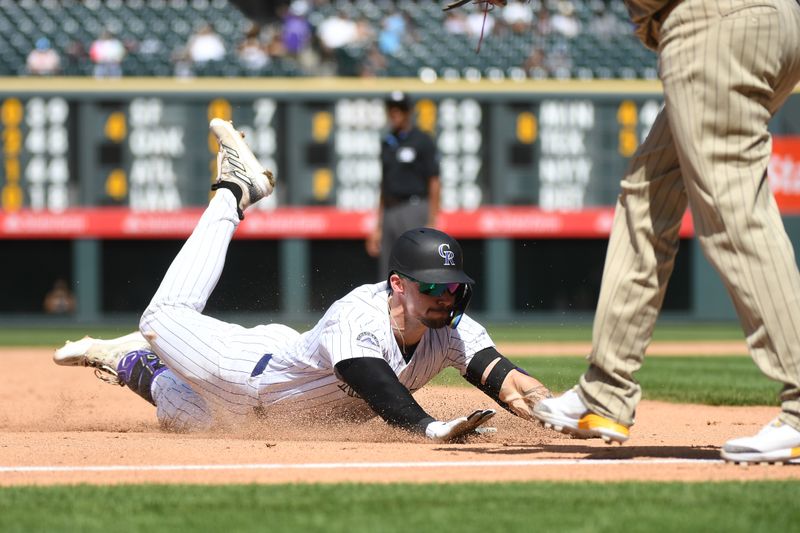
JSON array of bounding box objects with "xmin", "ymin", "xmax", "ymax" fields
[{"xmin": 0, "ymin": 0, "xmax": 657, "ymax": 79}]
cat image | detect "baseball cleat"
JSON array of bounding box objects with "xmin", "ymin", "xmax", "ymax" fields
[
  {"xmin": 721, "ymin": 418, "xmax": 800, "ymax": 465},
  {"xmin": 209, "ymin": 118, "xmax": 275, "ymax": 220},
  {"xmin": 54, "ymin": 331, "xmax": 150, "ymax": 385},
  {"xmin": 532, "ymin": 387, "xmax": 630, "ymax": 444}
]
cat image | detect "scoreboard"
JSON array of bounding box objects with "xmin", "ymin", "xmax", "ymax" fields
[
  {"xmin": 1, "ymin": 78, "xmax": 798, "ymax": 239},
  {"xmin": 1, "ymin": 96, "xmax": 73, "ymax": 213}
]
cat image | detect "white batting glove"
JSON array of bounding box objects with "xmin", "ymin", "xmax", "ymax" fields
[{"xmin": 425, "ymin": 409, "xmax": 496, "ymax": 442}]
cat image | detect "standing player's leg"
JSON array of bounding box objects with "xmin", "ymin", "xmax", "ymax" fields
[
  {"xmin": 657, "ymin": 0, "xmax": 800, "ymax": 462},
  {"xmin": 533, "ymin": 108, "xmax": 686, "ymax": 442},
  {"xmin": 139, "ymin": 119, "xmax": 276, "ymax": 421},
  {"xmin": 533, "ymin": 0, "xmax": 800, "ymax": 457}
]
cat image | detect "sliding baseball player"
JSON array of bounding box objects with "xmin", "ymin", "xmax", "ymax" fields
[{"xmin": 55, "ymin": 118, "xmax": 550, "ymax": 441}]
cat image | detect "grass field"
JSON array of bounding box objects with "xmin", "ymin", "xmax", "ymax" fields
[
  {"xmin": 486, "ymin": 322, "xmax": 745, "ymax": 342},
  {"xmin": 1, "ymin": 324, "xmax": 770, "ymax": 406},
  {"xmin": 0, "ymin": 322, "xmax": 746, "ymax": 347},
  {"xmin": 2, "ymin": 322, "xmax": 795, "ymax": 532},
  {"xmin": 1, "ymin": 481, "xmax": 798, "ymax": 532},
  {"xmin": 433, "ymin": 356, "xmax": 780, "ymax": 406}
]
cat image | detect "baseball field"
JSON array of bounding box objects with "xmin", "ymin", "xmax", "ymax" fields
[{"xmin": 2, "ymin": 323, "xmax": 799, "ymax": 531}]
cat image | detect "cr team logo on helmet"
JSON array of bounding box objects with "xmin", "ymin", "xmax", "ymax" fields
[
  {"xmin": 388, "ymin": 227, "xmax": 474, "ymax": 329},
  {"xmin": 388, "ymin": 227, "xmax": 472, "ymax": 284},
  {"xmin": 438, "ymin": 244, "xmax": 455, "ymax": 266}
]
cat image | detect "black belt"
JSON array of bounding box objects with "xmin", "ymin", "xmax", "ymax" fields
[{"xmin": 384, "ymin": 195, "xmax": 426, "ymax": 209}]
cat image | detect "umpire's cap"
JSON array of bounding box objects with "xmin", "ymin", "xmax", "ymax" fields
[
  {"xmin": 389, "ymin": 227, "xmax": 474, "ymax": 284},
  {"xmin": 385, "ymin": 90, "xmax": 412, "ymax": 111}
]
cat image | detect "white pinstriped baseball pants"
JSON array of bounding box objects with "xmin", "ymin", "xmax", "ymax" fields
[
  {"xmin": 140, "ymin": 190, "xmax": 299, "ymax": 430},
  {"xmin": 579, "ymin": 0, "xmax": 800, "ymax": 429}
]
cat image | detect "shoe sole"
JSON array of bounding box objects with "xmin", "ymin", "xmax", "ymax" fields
[
  {"xmin": 721, "ymin": 447, "xmax": 800, "ymax": 465},
  {"xmin": 534, "ymin": 411, "xmax": 630, "ymax": 444},
  {"xmin": 209, "ymin": 118, "xmax": 274, "ymax": 196}
]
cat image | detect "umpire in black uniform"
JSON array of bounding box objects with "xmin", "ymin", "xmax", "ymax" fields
[{"xmin": 366, "ymin": 91, "xmax": 441, "ymax": 278}]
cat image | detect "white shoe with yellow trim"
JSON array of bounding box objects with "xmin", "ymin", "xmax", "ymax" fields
[
  {"xmin": 721, "ymin": 418, "xmax": 800, "ymax": 464},
  {"xmin": 532, "ymin": 386, "xmax": 630, "ymax": 444}
]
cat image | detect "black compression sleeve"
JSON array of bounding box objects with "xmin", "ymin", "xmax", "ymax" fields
[
  {"xmin": 464, "ymin": 347, "xmax": 519, "ymax": 405},
  {"xmin": 334, "ymin": 357, "xmax": 435, "ymax": 434}
]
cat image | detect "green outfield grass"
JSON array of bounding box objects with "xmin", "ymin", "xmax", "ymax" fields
[
  {"xmin": 432, "ymin": 356, "xmax": 780, "ymax": 406},
  {"xmin": 0, "ymin": 327, "xmax": 135, "ymax": 347},
  {"xmin": 0, "ymin": 322, "xmax": 745, "ymax": 347},
  {"xmin": 485, "ymin": 322, "xmax": 745, "ymax": 342},
  {"xmin": 0, "ymin": 324, "xmax": 774, "ymax": 406},
  {"xmin": 1, "ymin": 481, "xmax": 798, "ymax": 532}
]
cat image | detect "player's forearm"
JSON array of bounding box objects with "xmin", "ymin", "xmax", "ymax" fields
[
  {"xmin": 465, "ymin": 347, "xmax": 519, "ymax": 402},
  {"xmin": 465, "ymin": 347, "xmax": 550, "ymax": 418},
  {"xmin": 335, "ymin": 358, "xmax": 434, "ymax": 432}
]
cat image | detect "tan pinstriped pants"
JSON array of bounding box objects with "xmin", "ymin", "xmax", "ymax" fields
[{"xmin": 579, "ymin": 0, "xmax": 800, "ymax": 430}]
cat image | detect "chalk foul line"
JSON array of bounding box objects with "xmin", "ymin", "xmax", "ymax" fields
[{"xmin": 0, "ymin": 458, "xmax": 724, "ymax": 473}]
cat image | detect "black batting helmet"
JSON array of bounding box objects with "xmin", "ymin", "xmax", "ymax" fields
[
  {"xmin": 388, "ymin": 227, "xmax": 474, "ymax": 328},
  {"xmin": 388, "ymin": 227, "xmax": 474, "ymax": 284}
]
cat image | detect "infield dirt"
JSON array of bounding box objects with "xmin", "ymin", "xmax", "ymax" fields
[{"xmin": 2, "ymin": 347, "xmax": 798, "ymax": 485}]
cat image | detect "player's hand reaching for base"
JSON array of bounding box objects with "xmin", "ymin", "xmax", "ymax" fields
[
  {"xmin": 502, "ymin": 385, "xmax": 552, "ymax": 422},
  {"xmin": 425, "ymin": 409, "xmax": 496, "ymax": 442}
]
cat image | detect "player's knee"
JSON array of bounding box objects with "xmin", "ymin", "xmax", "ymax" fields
[
  {"xmin": 157, "ymin": 407, "xmax": 213, "ymax": 433},
  {"xmin": 139, "ymin": 303, "xmax": 172, "ymax": 338},
  {"xmin": 139, "ymin": 309, "xmax": 156, "ymax": 339}
]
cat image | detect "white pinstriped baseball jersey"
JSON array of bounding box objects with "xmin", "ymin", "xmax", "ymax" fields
[
  {"xmin": 257, "ymin": 282, "xmax": 494, "ymax": 413},
  {"xmin": 141, "ymin": 191, "xmax": 494, "ymax": 430}
]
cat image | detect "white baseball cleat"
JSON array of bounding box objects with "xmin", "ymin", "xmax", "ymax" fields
[
  {"xmin": 721, "ymin": 418, "xmax": 800, "ymax": 464},
  {"xmin": 532, "ymin": 386, "xmax": 630, "ymax": 444},
  {"xmin": 209, "ymin": 118, "xmax": 275, "ymax": 220},
  {"xmin": 54, "ymin": 331, "xmax": 150, "ymax": 385}
]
